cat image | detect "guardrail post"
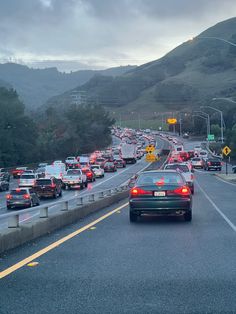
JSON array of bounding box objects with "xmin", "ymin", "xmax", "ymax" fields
[
  {"xmin": 89, "ymin": 194, "xmax": 95, "ymax": 202},
  {"xmin": 107, "ymin": 189, "xmax": 112, "ymax": 196},
  {"xmin": 77, "ymin": 197, "xmax": 83, "ymax": 206},
  {"xmin": 40, "ymin": 206, "xmax": 48, "ymax": 218},
  {"xmin": 62, "ymin": 201, "xmax": 69, "ymax": 211},
  {"xmin": 98, "ymin": 191, "xmax": 104, "ymax": 199},
  {"xmin": 8, "ymin": 215, "xmax": 19, "ymax": 228}
]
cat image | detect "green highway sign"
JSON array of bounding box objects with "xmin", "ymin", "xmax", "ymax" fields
[{"xmin": 207, "ymin": 134, "xmax": 215, "ymax": 141}]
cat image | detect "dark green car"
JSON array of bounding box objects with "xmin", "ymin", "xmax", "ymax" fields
[{"xmin": 129, "ymin": 170, "xmax": 192, "ymax": 222}]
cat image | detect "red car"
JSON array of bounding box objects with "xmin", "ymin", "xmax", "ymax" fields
[
  {"xmin": 12, "ymin": 167, "xmax": 28, "ymax": 179},
  {"xmin": 82, "ymin": 168, "xmax": 96, "ymax": 182}
]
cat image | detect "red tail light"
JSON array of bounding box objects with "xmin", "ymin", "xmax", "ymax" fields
[
  {"xmin": 130, "ymin": 187, "xmax": 152, "ymax": 197},
  {"xmin": 51, "ymin": 183, "xmax": 56, "ymax": 188},
  {"xmin": 221, "ymin": 162, "xmax": 224, "ymax": 166},
  {"xmin": 87, "ymin": 172, "xmax": 92, "ymax": 176},
  {"xmin": 173, "ymin": 186, "xmax": 191, "ymax": 196},
  {"xmin": 207, "ymin": 162, "xmax": 211, "ymax": 166},
  {"xmin": 23, "ymin": 194, "xmax": 30, "ymax": 199},
  {"xmin": 6, "ymin": 194, "xmax": 12, "ymax": 200}
]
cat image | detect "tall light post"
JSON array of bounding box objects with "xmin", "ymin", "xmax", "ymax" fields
[
  {"xmin": 201, "ymin": 104, "xmax": 224, "ymax": 144},
  {"xmin": 192, "ymin": 114, "xmax": 209, "ymax": 140},
  {"xmin": 194, "ymin": 111, "xmax": 210, "ymax": 136},
  {"xmin": 190, "ymin": 36, "xmax": 236, "ymax": 47}
]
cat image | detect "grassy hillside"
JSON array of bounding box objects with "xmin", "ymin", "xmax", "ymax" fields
[
  {"xmin": 45, "ymin": 17, "xmax": 236, "ymax": 119},
  {"xmin": 0, "ymin": 63, "xmax": 136, "ymax": 108}
]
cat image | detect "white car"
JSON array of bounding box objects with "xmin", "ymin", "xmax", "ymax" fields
[
  {"xmin": 199, "ymin": 150, "xmax": 208, "ymax": 160},
  {"xmin": 164, "ymin": 163, "xmax": 194, "ymax": 194},
  {"xmin": 65, "ymin": 156, "xmax": 77, "ymax": 164},
  {"xmin": 19, "ymin": 174, "xmax": 38, "ymax": 188},
  {"xmin": 90, "ymin": 165, "xmax": 105, "ymax": 178},
  {"xmin": 62, "ymin": 169, "xmax": 87, "ymax": 189},
  {"xmin": 191, "ymin": 157, "xmax": 204, "ymax": 169}
]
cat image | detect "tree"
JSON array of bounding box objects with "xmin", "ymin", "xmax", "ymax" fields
[
  {"xmin": 210, "ymin": 124, "xmax": 221, "ymax": 138},
  {"xmin": 0, "ymin": 88, "xmax": 38, "ymax": 166}
]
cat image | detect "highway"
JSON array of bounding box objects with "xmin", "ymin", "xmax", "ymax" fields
[
  {"xmin": 0, "ymin": 137, "xmax": 168, "ymax": 229},
  {"xmin": 0, "ymin": 139, "xmax": 236, "ymax": 313}
]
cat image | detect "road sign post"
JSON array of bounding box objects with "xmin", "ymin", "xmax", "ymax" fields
[{"xmin": 222, "ymin": 146, "xmax": 231, "ymax": 175}]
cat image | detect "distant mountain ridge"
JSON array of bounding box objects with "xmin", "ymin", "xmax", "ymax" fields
[
  {"xmin": 0, "ymin": 63, "xmax": 136, "ymax": 108},
  {"xmin": 46, "ymin": 17, "xmax": 236, "ymax": 115}
]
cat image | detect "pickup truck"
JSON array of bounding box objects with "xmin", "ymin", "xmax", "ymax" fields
[{"xmin": 62, "ymin": 169, "xmax": 88, "ymax": 189}]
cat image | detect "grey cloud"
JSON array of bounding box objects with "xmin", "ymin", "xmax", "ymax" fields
[{"xmin": 0, "ymin": 0, "xmax": 235, "ymax": 71}]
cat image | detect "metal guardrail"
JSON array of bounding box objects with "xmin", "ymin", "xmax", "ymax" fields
[{"xmin": 0, "ymin": 185, "xmax": 129, "ymax": 229}]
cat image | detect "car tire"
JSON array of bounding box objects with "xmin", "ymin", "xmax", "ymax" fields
[
  {"xmin": 130, "ymin": 211, "xmax": 138, "ymax": 222},
  {"xmin": 7, "ymin": 205, "xmax": 11, "ymax": 210},
  {"xmin": 184, "ymin": 211, "xmax": 192, "ymax": 222},
  {"xmin": 80, "ymin": 183, "xmax": 84, "ymax": 190},
  {"xmin": 191, "ymin": 187, "xmax": 194, "ymax": 195},
  {"xmin": 59, "ymin": 190, "xmax": 62, "ymax": 197},
  {"xmin": 53, "ymin": 192, "xmax": 57, "ymax": 199},
  {"xmin": 84, "ymin": 181, "xmax": 88, "ymax": 188}
]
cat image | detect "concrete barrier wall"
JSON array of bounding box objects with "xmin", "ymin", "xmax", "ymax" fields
[{"xmin": 0, "ymin": 190, "xmax": 129, "ymax": 254}]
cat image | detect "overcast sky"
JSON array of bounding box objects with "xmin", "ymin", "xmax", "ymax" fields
[{"xmin": 0, "ymin": 0, "xmax": 235, "ymax": 72}]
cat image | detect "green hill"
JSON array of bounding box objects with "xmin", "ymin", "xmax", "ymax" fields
[
  {"xmin": 46, "ymin": 17, "xmax": 236, "ymax": 118},
  {"xmin": 0, "ymin": 63, "xmax": 136, "ymax": 108}
]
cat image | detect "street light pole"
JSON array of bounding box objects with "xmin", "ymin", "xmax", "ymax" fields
[
  {"xmin": 194, "ymin": 111, "xmax": 210, "ymax": 136},
  {"xmin": 192, "ymin": 114, "xmax": 209, "ymax": 140},
  {"xmin": 201, "ymin": 105, "xmax": 224, "ymax": 144}
]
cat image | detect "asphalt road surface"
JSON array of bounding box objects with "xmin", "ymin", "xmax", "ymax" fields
[{"xmin": 0, "ymin": 139, "xmax": 235, "ymax": 313}]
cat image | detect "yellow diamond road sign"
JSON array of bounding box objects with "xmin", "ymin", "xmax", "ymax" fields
[
  {"xmin": 145, "ymin": 145, "xmax": 155, "ymax": 153},
  {"xmin": 146, "ymin": 153, "xmax": 156, "ymax": 162},
  {"xmin": 222, "ymin": 146, "xmax": 231, "ymax": 156}
]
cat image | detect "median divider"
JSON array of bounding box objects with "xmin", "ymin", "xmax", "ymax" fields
[{"xmin": 0, "ymin": 187, "xmax": 129, "ymax": 254}]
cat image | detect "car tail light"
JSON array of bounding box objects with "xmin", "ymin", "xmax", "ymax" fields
[
  {"xmin": 87, "ymin": 172, "xmax": 92, "ymax": 176},
  {"xmin": 23, "ymin": 194, "xmax": 30, "ymax": 199},
  {"xmin": 6, "ymin": 194, "xmax": 12, "ymax": 200},
  {"xmin": 173, "ymin": 186, "xmax": 191, "ymax": 196},
  {"xmin": 51, "ymin": 183, "xmax": 56, "ymax": 188},
  {"xmin": 221, "ymin": 162, "xmax": 224, "ymax": 166},
  {"xmin": 207, "ymin": 162, "xmax": 211, "ymax": 166},
  {"xmin": 130, "ymin": 187, "xmax": 152, "ymax": 197}
]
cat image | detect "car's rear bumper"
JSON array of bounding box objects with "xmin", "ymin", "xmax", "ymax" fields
[
  {"xmin": 7, "ymin": 201, "xmax": 31, "ymax": 208},
  {"xmin": 129, "ymin": 198, "xmax": 192, "ymax": 213}
]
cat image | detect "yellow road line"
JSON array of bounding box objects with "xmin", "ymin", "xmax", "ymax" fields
[{"xmin": 0, "ymin": 202, "xmax": 129, "ymax": 279}]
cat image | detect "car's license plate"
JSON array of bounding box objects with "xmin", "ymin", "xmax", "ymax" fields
[{"xmin": 154, "ymin": 191, "xmax": 166, "ymax": 197}]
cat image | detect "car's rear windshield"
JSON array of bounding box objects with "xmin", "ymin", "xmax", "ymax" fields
[
  {"xmin": 192, "ymin": 158, "xmax": 201, "ymax": 161},
  {"xmin": 11, "ymin": 190, "xmax": 28, "ymax": 195},
  {"xmin": 36, "ymin": 179, "xmax": 52, "ymax": 185},
  {"xmin": 137, "ymin": 172, "xmax": 184, "ymax": 185},
  {"xmin": 96, "ymin": 158, "xmax": 105, "ymax": 162},
  {"xmin": 20, "ymin": 175, "xmax": 35, "ymax": 179},
  {"xmin": 165, "ymin": 164, "xmax": 189, "ymax": 173},
  {"xmin": 66, "ymin": 170, "xmax": 81, "ymax": 175},
  {"xmin": 105, "ymin": 162, "xmax": 114, "ymax": 166},
  {"xmin": 91, "ymin": 166, "xmax": 100, "ymax": 169}
]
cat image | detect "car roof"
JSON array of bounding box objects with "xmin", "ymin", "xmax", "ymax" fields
[{"xmin": 142, "ymin": 170, "xmax": 181, "ymax": 174}]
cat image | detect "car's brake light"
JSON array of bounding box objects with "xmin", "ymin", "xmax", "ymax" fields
[
  {"xmin": 23, "ymin": 194, "xmax": 30, "ymax": 199},
  {"xmin": 130, "ymin": 187, "xmax": 152, "ymax": 197},
  {"xmin": 207, "ymin": 162, "xmax": 211, "ymax": 166},
  {"xmin": 51, "ymin": 183, "xmax": 56, "ymax": 188},
  {"xmin": 173, "ymin": 186, "xmax": 191, "ymax": 196},
  {"xmin": 6, "ymin": 194, "xmax": 12, "ymax": 200}
]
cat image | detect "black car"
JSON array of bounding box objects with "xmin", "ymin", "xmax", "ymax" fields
[
  {"xmin": 204, "ymin": 158, "xmax": 222, "ymax": 171},
  {"xmin": 34, "ymin": 177, "xmax": 62, "ymax": 198},
  {"xmin": 129, "ymin": 170, "xmax": 192, "ymax": 222},
  {"xmin": 0, "ymin": 168, "xmax": 10, "ymax": 182},
  {"xmin": 0, "ymin": 178, "xmax": 9, "ymax": 191},
  {"xmin": 6, "ymin": 188, "xmax": 40, "ymax": 209}
]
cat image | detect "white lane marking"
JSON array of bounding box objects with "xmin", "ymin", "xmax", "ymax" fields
[
  {"xmin": 215, "ymin": 175, "xmax": 236, "ymax": 187},
  {"xmin": 196, "ymin": 180, "xmax": 236, "ymax": 233},
  {"xmin": 20, "ymin": 213, "xmax": 39, "ymax": 223}
]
